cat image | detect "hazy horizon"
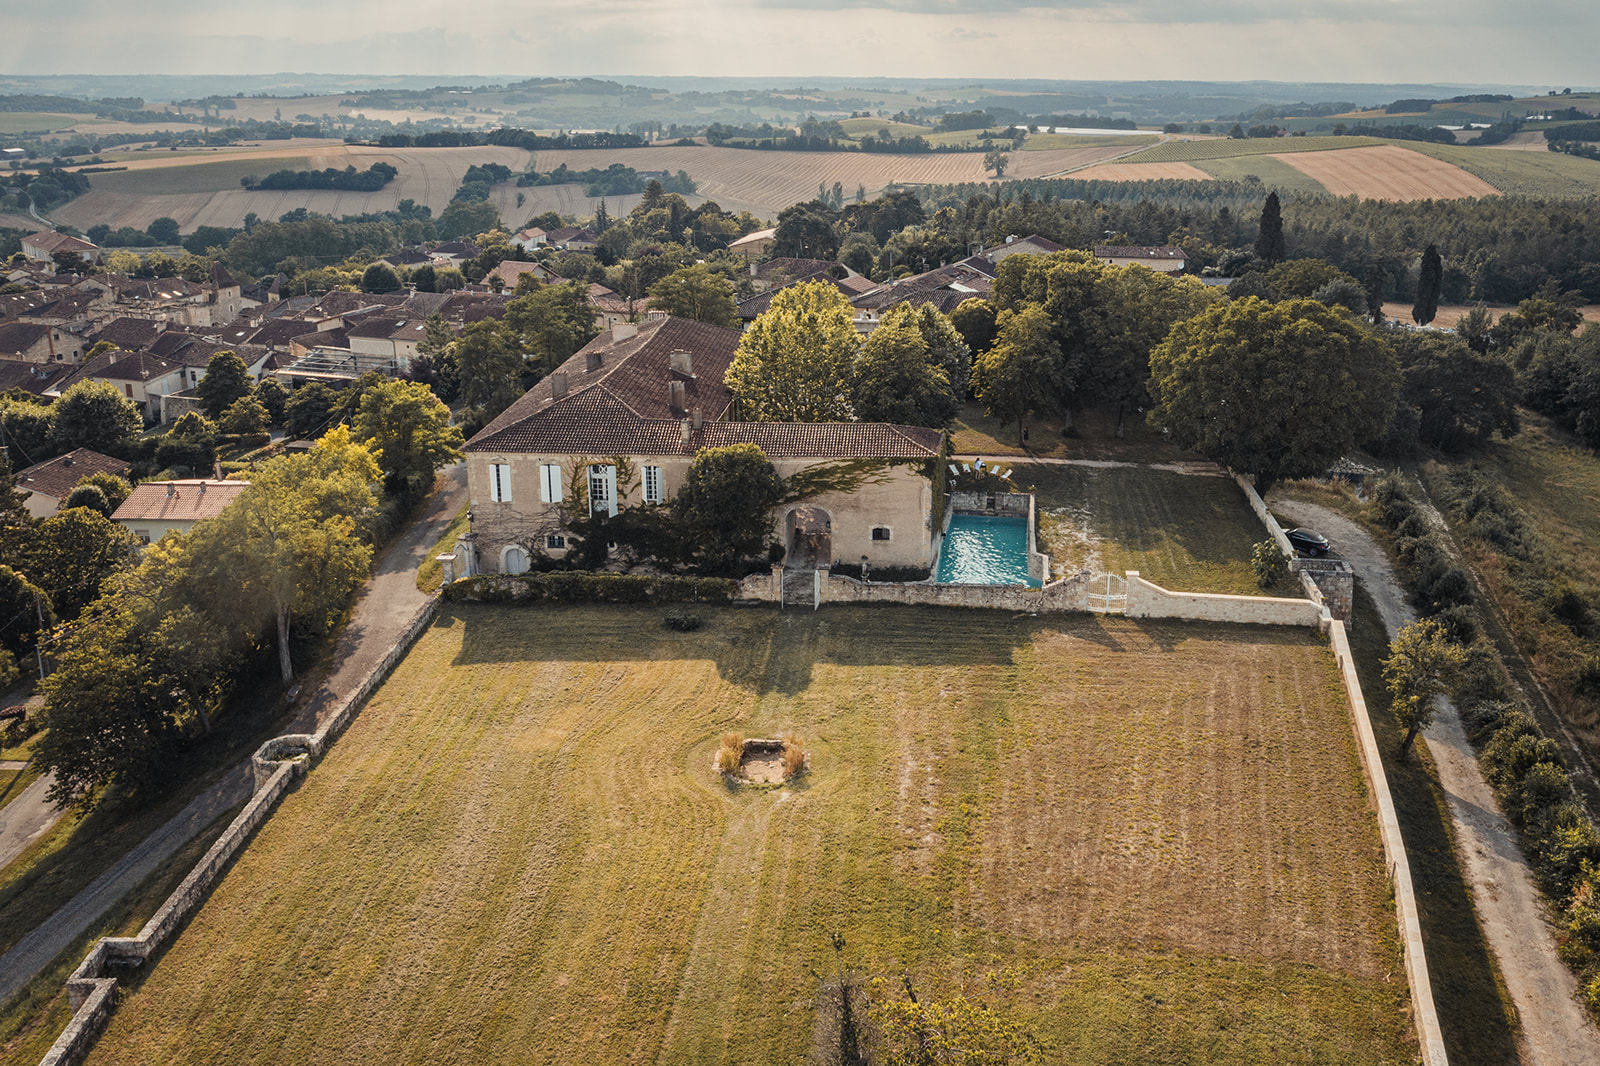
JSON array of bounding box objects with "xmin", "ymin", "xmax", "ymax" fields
[{"xmin": 4, "ymin": 1, "xmax": 1596, "ymax": 91}]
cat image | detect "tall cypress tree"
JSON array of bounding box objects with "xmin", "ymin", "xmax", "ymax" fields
[
  {"xmin": 1254, "ymin": 191, "xmax": 1286, "ymax": 265},
  {"xmin": 1412, "ymin": 244, "xmax": 1443, "ymax": 326}
]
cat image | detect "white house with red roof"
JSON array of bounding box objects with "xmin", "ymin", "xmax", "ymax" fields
[{"xmin": 461, "ymin": 316, "xmax": 943, "ymax": 575}]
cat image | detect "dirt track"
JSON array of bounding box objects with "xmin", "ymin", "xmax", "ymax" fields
[{"xmin": 1271, "ymin": 499, "xmax": 1600, "ymax": 1066}]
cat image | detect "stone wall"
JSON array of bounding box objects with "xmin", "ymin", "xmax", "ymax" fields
[
  {"xmin": 42, "ymin": 760, "xmax": 302, "ymax": 1066},
  {"xmin": 1325, "ymin": 620, "xmax": 1449, "ymax": 1066},
  {"xmin": 1124, "ymin": 571, "xmax": 1326, "ymax": 627},
  {"xmin": 1235, "ymin": 474, "xmax": 1295, "ymax": 557},
  {"xmin": 1298, "ymin": 559, "xmax": 1355, "ymax": 624},
  {"xmin": 817, "ymin": 570, "xmax": 1092, "ymax": 612},
  {"xmin": 40, "ymin": 594, "xmax": 442, "ymax": 1066}
]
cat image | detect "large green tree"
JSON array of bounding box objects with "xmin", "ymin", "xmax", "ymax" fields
[
  {"xmin": 455, "ymin": 319, "xmax": 525, "ymax": 420},
  {"xmin": 852, "ymin": 309, "xmax": 956, "ymax": 428},
  {"xmin": 502, "ymin": 279, "xmax": 601, "ymax": 375},
  {"xmin": 18, "ymin": 505, "xmax": 140, "ymax": 619},
  {"xmin": 353, "ymin": 379, "xmax": 464, "ymax": 492},
  {"xmin": 196, "ymin": 350, "xmax": 253, "ymax": 419},
  {"xmin": 1385, "ymin": 619, "xmax": 1469, "ymax": 759},
  {"xmin": 51, "ymin": 380, "xmax": 143, "ymax": 456},
  {"xmin": 0, "ymin": 564, "xmax": 53, "ymax": 658},
  {"xmin": 672, "ymin": 444, "xmax": 782, "ymax": 567},
  {"xmin": 1394, "ymin": 331, "xmax": 1519, "ymax": 451},
  {"xmin": 725, "ymin": 281, "xmax": 860, "ymax": 422},
  {"xmin": 207, "ymin": 427, "xmax": 380, "ymax": 685},
  {"xmin": 970, "ymin": 305, "xmax": 1061, "ymax": 441},
  {"xmin": 646, "ymin": 264, "xmax": 740, "ymax": 327},
  {"xmin": 1148, "ymin": 297, "xmax": 1399, "ymax": 489}
]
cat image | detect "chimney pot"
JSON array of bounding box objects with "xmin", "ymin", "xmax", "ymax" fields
[
  {"xmin": 692, "ymin": 407, "xmax": 703, "ymax": 431},
  {"xmin": 680, "ymin": 418, "xmax": 691, "ymax": 445},
  {"xmin": 586, "ymin": 351, "xmax": 603, "ymax": 372},
  {"xmin": 166, "ymin": 483, "xmax": 175, "ymax": 497},
  {"xmin": 668, "ymin": 379, "xmax": 686, "ymax": 414},
  {"xmin": 549, "ymin": 371, "xmax": 568, "ymax": 399},
  {"xmin": 612, "ymin": 322, "xmax": 637, "ymax": 341}
]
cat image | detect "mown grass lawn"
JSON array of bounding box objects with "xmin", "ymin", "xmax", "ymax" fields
[
  {"xmin": 85, "ymin": 604, "xmax": 1410, "ymax": 1066},
  {"xmin": 1026, "ymin": 464, "xmax": 1268, "ymax": 594}
]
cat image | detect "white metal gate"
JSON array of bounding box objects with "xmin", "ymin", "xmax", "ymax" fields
[{"xmin": 1086, "ymin": 573, "xmax": 1128, "ymax": 614}]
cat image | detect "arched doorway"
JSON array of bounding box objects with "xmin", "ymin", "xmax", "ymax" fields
[
  {"xmin": 784, "ymin": 506, "xmax": 832, "ymax": 569},
  {"xmin": 501, "ymin": 545, "xmax": 530, "ymax": 575}
]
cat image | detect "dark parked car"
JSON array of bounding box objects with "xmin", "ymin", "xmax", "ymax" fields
[{"xmin": 1286, "ymin": 527, "xmax": 1330, "ymax": 557}]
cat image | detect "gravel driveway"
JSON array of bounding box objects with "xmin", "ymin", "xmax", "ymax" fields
[{"xmin": 1273, "ymin": 498, "xmax": 1600, "ymax": 1066}]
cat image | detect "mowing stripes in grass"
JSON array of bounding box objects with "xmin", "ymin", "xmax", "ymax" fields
[{"xmin": 83, "ymin": 606, "xmax": 1409, "ymax": 1066}]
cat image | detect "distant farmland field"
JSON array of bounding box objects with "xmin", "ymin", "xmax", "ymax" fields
[
  {"xmin": 51, "ymin": 142, "xmax": 1134, "ymax": 231},
  {"xmin": 82, "ymin": 604, "xmax": 1409, "ymax": 1066},
  {"xmin": 1272, "ymin": 144, "xmax": 1499, "ymax": 200}
]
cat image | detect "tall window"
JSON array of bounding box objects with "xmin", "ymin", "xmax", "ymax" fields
[
  {"xmin": 489, "ymin": 462, "xmax": 512, "ymax": 503},
  {"xmin": 642, "ymin": 465, "xmax": 663, "ymax": 505},
  {"xmin": 539, "ymin": 463, "xmax": 563, "ymax": 503},
  {"xmin": 588, "ymin": 464, "xmax": 617, "ymax": 517}
]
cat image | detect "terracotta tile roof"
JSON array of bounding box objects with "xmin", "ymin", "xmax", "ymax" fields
[
  {"xmin": 89, "ymin": 317, "xmax": 165, "ymax": 350},
  {"xmin": 757, "ymin": 257, "xmax": 837, "ymax": 282},
  {"xmin": 209, "ymin": 262, "xmax": 238, "ymax": 289},
  {"xmin": 242, "ymin": 317, "xmax": 320, "ymax": 347},
  {"xmin": 487, "ymin": 260, "xmax": 550, "ymax": 288},
  {"xmin": 0, "ymin": 291, "xmax": 55, "ymax": 319},
  {"xmin": 467, "ymin": 317, "xmax": 741, "ymax": 450},
  {"xmin": 1093, "ymin": 245, "xmax": 1188, "ymax": 260},
  {"xmin": 431, "ymin": 241, "xmax": 480, "ymax": 257},
  {"xmin": 381, "ymin": 249, "xmax": 433, "ymax": 266},
  {"xmin": 0, "ymin": 321, "xmax": 51, "ymax": 355},
  {"xmin": 0, "ymin": 357, "xmax": 68, "ymax": 395},
  {"xmin": 465, "ymin": 315, "xmax": 943, "ymax": 461},
  {"xmin": 17, "ymin": 291, "xmax": 99, "ymax": 322},
  {"xmin": 438, "ymin": 292, "xmax": 510, "ymax": 325},
  {"xmin": 113, "ymin": 480, "xmax": 249, "ymax": 523},
  {"xmin": 292, "ymin": 327, "xmax": 348, "ymax": 351},
  {"xmin": 23, "ymin": 230, "xmax": 98, "ymax": 256},
  {"xmin": 56, "ymin": 349, "xmax": 182, "ymax": 387},
  {"xmin": 15, "ymin": 448, "xmax": 130, "ymax": 502}
]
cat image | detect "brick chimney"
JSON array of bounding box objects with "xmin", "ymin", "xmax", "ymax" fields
[{"xmin": 668, "ymin": 380, "xmax": 686, "ymax": 414}]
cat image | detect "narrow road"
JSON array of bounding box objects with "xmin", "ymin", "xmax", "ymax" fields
[
  {"xmin": 0, "ymin": 772, "xmax": 60, "ymax": 871},
  {"xmin": 1272, "ymin": 499, "xmax": 1600, "ymax": 1066},
  {"xmin": 0, "ymin": 465, "xmax": 467, "ymax": 1006}
]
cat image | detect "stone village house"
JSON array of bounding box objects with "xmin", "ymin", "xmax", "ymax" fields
[{"xmin": 460, "ymin": 316, "xmax": 943, "ymax": 575}]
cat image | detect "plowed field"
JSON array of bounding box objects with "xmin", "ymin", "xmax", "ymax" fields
[
  {"xmin": 81, "ymin": 604, "xmax": 1409, "ymax": 1066},
  {"xmin": 1272, "ymin": 145, "xmax": 1498, "ymax": 201}
]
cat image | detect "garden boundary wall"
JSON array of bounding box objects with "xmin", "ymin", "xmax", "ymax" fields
[
  {"xmin": 1325, "ymin": 618, "xmax": 1449, "ymax": 1066},
  {"xmin": 1124, "ymin": 571, "xmax": 1327, "ymax": 627},
  {"xmin": 36, "ymin": 593, "xmax": 442, "ymax": 1066}
]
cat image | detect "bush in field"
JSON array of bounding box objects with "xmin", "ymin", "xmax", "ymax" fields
[
  {"xmin": 781, "ymin": 733, "xmax": 807, "ymax": 778},
  {"xmin": 715, "ymin": 733, "xmax": 745, "ymax": 775},
  {"xmin": 662, "ymin": 609, "xmax": 702, "ymax": 632},
  {"xmin": 1251, "ymin": 539, "xmax": 1288, "ymax": 589}
]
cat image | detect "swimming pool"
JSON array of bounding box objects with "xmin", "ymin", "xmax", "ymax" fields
[{"xmin": 935, "ymin": 514, "xmax": 1040, "ymax": 587}]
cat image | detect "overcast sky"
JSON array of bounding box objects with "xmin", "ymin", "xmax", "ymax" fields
[{"xmin": 2, "ymin": 0, "xmax": 1595, "ymax": 88}]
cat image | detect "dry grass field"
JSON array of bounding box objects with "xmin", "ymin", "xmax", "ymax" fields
[
  {"xmin": 1271, "ymin": 145, "xmax": 1499, "ymax": 201},
  {"xmin": 1028, "ymin": 465, "xmax": 1270, "ymax": 595},
  {"xmin": 47, "ymin": 141, "xmax": 1132, "ymax": 231},
  {"xmin": 81, "ymin": 605, "xmax": 1409, "ymax": 1066},
  {"xmin": 52, "ymin": 144, "xmax": 534, "ymax": 233},
  {"xmin": 1066, "ymin": 161, "xmax": 1213, "ymax": 182}
]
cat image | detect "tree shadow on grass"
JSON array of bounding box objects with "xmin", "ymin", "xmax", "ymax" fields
[{"xmin": 444, "ymin": 603, "xmax": 1324, "ymax": 699}]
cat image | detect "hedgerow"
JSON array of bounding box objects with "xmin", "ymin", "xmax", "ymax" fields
[
  {"xmin": 443, "ymin": 572, "xmax": 739, "ymax": 606},
  {"xmin": 1373, "ymin": 474, "xmax": 1600, "ymax": 1011}
]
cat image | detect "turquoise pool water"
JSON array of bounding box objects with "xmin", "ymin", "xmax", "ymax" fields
[{"xmin": 935, "ymin": 514, "xmax": 1040, "ymax": 587}]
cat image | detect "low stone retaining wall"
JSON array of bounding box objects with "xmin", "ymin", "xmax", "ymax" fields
[
  {"xmin": 1124, "ymin": 571, "xmax": 1326, "ymax": 627},
  {"xmin": 1236, "ymin": 474, "xmax": 1296, "ymax": 557},
  {"xmin": 41, "ymin": 760, "xmax": 302, "ymax": 1066},
  {"xmin": 1325, "ymin": 620, "xmax": 1449, "ymax": 1066},
  {"xmin": 819, "ymin": 570, "xmax": 1091, "ymax": 612},
  {"xmin": 39, "ymin": 594, "xmax": 442, "ymax": 1066}
]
